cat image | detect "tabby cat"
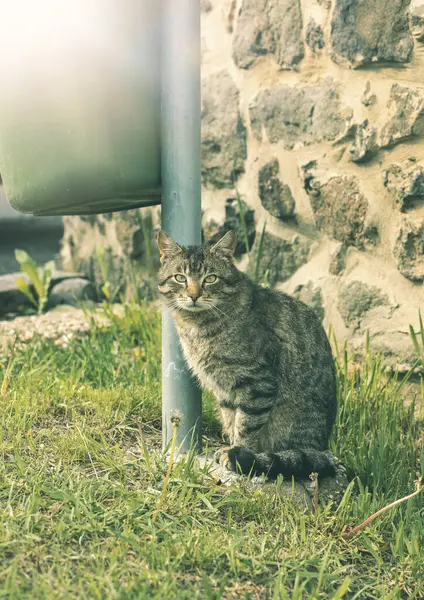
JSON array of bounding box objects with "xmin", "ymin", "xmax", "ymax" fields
[{"xmin": 157, "ymin": 230, "xmax": 337, "ymax": 478}]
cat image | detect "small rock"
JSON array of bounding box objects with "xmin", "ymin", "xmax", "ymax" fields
[
  {"xmin": 293, "ymin": 282, "xmax": 325, "ymax": 321},
  {"xmin": 303, "ymin": 462, "xmax": 349, "ymax": 507},
  {"xmin": 384, "ymin": 161, "xmax": 424, "ymax": 211},
  {"xmin": 249, "ymin": 78, "xmax": 349, "ymax": 148},
  {"xmin": 338, "ymin": 281, "xmax": 389, "ymax": 326},
  {"xmin": 349, "ymin": 120, "xmax": 378, "ymax": 163},
  {"xmin": 232, "ymin": 0, "xmax": 304, "ymax": 70},
  {"xmin": 201, "ymin": 70, "xmax": 247, "ymax": 188},
  {"xmin": 329, "ymin": 244, "xmax": 347, "ymax": 275},
  {"xmin": 393, "ymin": 218, "xmax": 424, "ymax": 281},
  {"xmin": 48, "ymin": 278, "xmax": 97, "ymax": 308},
  {"xmin": 258, "ymin": 159, "xmax": 296, "ymax": 220},
  {"xmin": 380, "ymin": 84, "xmax": 424, "ymax": 148},
  {"xmin": 247, "ymin": 231, "xmax": 311, "ymax": 286},
  {"xmin": 331, "ymin": 0, "xmax": 413, "ymax": 67},
  {"xmin": 363, "ymin": 224, "xmax": 380, "ymax": 246},
  {"xmin": 361, "ymin": 82, "xmax": 377, "ymax": 107},
  {"xmin": 306, "ymin": 18, "xmax": 325, "ymax": 53},
  {"xmin": 384, "ymin": 164, "xmax": 404, "ymax": 197}
]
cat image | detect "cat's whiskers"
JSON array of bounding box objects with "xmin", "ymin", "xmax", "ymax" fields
[
  {"xmin": 213, "ymin": 308, "xmax": 229, "ymax": 322},
  {"xmin": 208, "ymin": 301, "xmax": 228, "ymax": 318},
  {"xmin": 168, "ymin": 299, "xmax": 184, "ymax": 314}
]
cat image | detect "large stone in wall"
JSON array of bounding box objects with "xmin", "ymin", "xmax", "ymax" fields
[
  {"xmin": 232, "ymin": 0, "xmax": 304, "ymax": 70},
  {"xmin": 303, "ymin": 170, "xmax": 370, "ymax": 248},
  {"xmin": 258, "ymin": 159, "xmax": 295, "ymax": 219},
  {"xmin": 384, "ymin": 161, "xmax": 424, "ymax": 211},
  {"xmin": 393, "ymin": 218, "xmax": 424, "ymax": 281},
  {"xmin": 380, "ymin": 85, "xmax": 424, "ymax": 148},
  {"xmin": 247, "ymin": 231, "xmax": 311, "ymax": 286},
  {"xmin": 331, "ymin": 0, "xmax": 413, "ymax": 67},
  {"xmin": 201, "ymin": 70, "xmax": 247, "ymax": 188},
  {"xmin": 60, "ymin": 210, "xmax": 159, "ymax": 299},
  {"xmin": 338, "ymin": 281, "xmax": 389, "ymax": 327},
  {"xmin": 249, "ymin": 78, "xmax": 349, "ymax": 148}
]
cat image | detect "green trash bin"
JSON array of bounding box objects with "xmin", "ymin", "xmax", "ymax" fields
[{"xmin": 0, "ymin": 0, "xmax": 161, "ymax": 216}]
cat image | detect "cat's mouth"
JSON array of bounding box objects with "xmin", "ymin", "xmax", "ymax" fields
[{"xmin": 177, "ymin": 299, "xmax": 210, "ymax": 312}]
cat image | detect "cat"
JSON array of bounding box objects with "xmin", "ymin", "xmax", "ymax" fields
[{"xmin": 156, "ymin": 229, "xmax": 337, "ymax": 479}]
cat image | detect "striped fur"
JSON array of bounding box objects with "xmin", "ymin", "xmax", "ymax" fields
[{"xmin": 157, "ymin": 231, "xmax": 337, "ymax": 479}]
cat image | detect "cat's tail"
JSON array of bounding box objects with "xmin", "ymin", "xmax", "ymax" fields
[{"xmin": 224, "ymin": 446, "xmax": 336, "ymax": 479}]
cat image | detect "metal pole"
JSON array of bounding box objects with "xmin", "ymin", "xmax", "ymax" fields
[{"xmin": 160, "ymin": 0, "xmax": 202, "ymax": 452}]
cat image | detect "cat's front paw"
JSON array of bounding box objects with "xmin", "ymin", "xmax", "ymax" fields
[
  {"xmin": 215, "ymin": 446, "xmax": 231, "ymax": 468},
  {"xmin": 216, "ymin": 446, "xmax": 256, "ymax": 475}
]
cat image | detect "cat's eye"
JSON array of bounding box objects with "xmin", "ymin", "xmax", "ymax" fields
[
  {"xmin": 204, "ymin": 274, "xmax": 218, "ymax": 284},
  {"xmin": 174, "ymin": 274, "xmax": 187, "ymax": 283}
]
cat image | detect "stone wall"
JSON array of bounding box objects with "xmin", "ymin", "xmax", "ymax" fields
[{"xmin": 61, "ymin": 0, "xmax": 424, "ymax": 372}]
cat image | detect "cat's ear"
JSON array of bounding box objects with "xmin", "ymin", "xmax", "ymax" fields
[
  {"xmin": 210, "ymin": 230, "xmax": 237, "ymax": 261},
  {"xmin": 157, "ymin": 231, "xmax": 183, "ymax": 263}
]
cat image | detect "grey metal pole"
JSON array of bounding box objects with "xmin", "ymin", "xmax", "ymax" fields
[{"xmin": 160, "ymin": 0, "xmax": 202, "ymax": 452}]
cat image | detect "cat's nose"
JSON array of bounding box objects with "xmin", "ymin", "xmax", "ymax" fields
[{"xmin": 187, "ymin": 282, "xmax": 202, "ymax": 304}]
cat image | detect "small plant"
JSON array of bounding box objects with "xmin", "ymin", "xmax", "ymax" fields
[
  {"xmin": 14, "ymin": 249, "xmax": 55, "ymax": 314},
  {"xmin": 234, "ymin": 189, "xmax": 251, "ymax": 255},
  {"xmin": 95, "ymin": 244, "xmax": 120, "ymax": 303},
  {"xmin": 261, "ymin": 268, "xmax": 270, "ymax": 288},
  {"xmin": 409, "ymin": 310, "xmax": 424, "ymax": 371}
]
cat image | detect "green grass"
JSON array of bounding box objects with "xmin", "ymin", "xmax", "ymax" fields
[{"xmin": 0, "ymin": 301, "xmax": 423, "ymax": 599}]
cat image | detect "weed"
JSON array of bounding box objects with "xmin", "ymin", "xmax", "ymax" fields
[
  {"xmin": 14, "ymin": 249, "xmax": 55, "ymax": 314},
  {"xmin": 235, "ymin": 189, "xmax": 251, "ymax": 255}
]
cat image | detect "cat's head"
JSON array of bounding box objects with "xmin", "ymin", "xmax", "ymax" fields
[{"xmin": 156, "ymin": 230, "xmax": 239, "ymax": 314}]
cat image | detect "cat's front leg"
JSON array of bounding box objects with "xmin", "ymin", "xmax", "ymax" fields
[
  {"xmin": 213, "ymin": 404, "xmax": 235, "ymax": 466},
  {"xmin": 219, "ymin": 405, "xmax": 236, "ymax": 444},
  {"xmin": 233, "ymin": 406, "xmax": 270, "ymax": 447},
  {"xmin": 217, "ymin": 406, "xmax": 270, "ymax": 473}
]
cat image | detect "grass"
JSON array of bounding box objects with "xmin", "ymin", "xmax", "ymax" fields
[{"xmin": 0, "ymin": 301, "xmax": 423, "ymax": 599}]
